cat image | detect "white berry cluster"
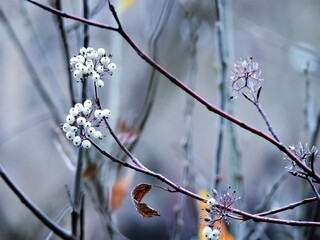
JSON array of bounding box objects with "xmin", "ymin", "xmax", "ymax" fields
[
  {"xmin": 202, "ymin": 198, "xmax": 220, "ymax": 240},
  {"xmin": 202, "ymin": 227, "xmax": 220, "ymax": 240},
  {"xmin": 62, "ymin": 99, "xmax": 111, "ymax": 149},
  {"xmin": 69, "ymin": 47, "xmax": 117, "ymax": 88}
]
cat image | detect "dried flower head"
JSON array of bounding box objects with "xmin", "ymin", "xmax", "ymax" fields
[
  {"xmin": 230, "ymin": 57, "xmax": 263, "ymax": 99},
  {"xmin": 284, "ymin": 142, "xmax": 318, "ymax": 173}
]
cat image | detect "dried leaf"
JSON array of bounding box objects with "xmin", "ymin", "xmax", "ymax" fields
[
  {"xmin": 131, "ymin": 183, "xmax": 152, "ymax": 202},
  {"xmin": 111, "ymin": 174, "xmax": 131, "ymax": 210},
  {"xmin": 134, "ymin": 202, "xmax": 160, "ymax": 218},
  {"xmin": 131, "ymin": 184, "xmax": 160, "ymax": 218}
]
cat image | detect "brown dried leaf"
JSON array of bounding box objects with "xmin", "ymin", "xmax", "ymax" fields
[
  {"xmin": 131, "ymin": 184, "xmax": 160, "ymax": 218},
  {"xmin": 134, "ymin": 202, "xmax": 160, "ymax": 218},
  {"xmin": 131, "ymin": 184, "xmax": 152, "ymax": 202}
]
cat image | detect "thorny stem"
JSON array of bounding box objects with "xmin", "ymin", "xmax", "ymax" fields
[
  {"xmin": 0, "ymin": 164, "xmax": 74, "ymax": 240},
  {"xmin": 26, "ymin": 0, "xmax": 320, "ymax": 182}
]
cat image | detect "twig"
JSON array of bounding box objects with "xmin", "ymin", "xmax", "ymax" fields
[
  {"xmin": 307, "ymin": 176, "xmax": 320, "ymax": 200},
  {"xmin": 0, "ymin": 164, "xmax": 74, "ymax": 240},
  {"xmin": 81, "ymin": 0, "xmax": 90, "ymax": 102},
  {"xmin": 71, "ymin": 148, "xmax": 84, "ymax": 237},
  {"xmin": 256, "ymin": 196, "xmax": 318, "ymax": 217},
  {"xmin": 253, "ymin": 99, "xmax": 280, "ymax": 142}
]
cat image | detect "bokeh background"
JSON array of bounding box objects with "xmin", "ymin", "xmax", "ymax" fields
[{"xmin": 1, "ymin": 0, "xmax": 320, "ymax": 239}]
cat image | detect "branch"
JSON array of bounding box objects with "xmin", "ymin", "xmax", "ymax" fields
[
  {"xmin": 26, "ymin": 0, "xmax": 320, "ymax": 183},
  {"xmin": 0, "ymin": 164, "xmax": 74, "ymax": 240}
]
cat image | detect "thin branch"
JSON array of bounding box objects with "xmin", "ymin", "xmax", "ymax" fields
[
  {"xmin": 257, "ymin": 197, "xmax": 318, "ymax": 217},
  {"xmin": 53, "ymin": 0, "xmax": 75, "ymax": 106},
  {"xmin": 81, "ymin": 0, "xmax": 90, "ymax": 102},
  {"xmin": 0, "ymin": 164, "xmax": 74, "ymax": 240},
  {"xmin": 26, "ymin": 0, "xmax": 320, "ymax": 181}
]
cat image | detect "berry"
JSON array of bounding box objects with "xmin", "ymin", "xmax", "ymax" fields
[
  {"xmin": 107, "ymin": 63, "xmax": 117, "ymax": 72},
  {"xmin": 94, "ymin": 110, "xmax": 103, "ymax": 119},
  {"xmin": 66, "ymin": 115, "xmax": 75, "ymax": 124},
  {"xmin": 96, "ymin": 80, "xmax": 104, "ymax": 88},
  {"xmin": 102, "ymin": 109, "xmax": 111, "ymax": 118},
  {"xmin": 100, "ymin": 56, "xmax": 110, "ymax": 65},
  {"xmin": 66, "ymin": 131, "xmax": 76, "ymax": 140},
  {"xmin": 62, "ymin": 123, "xmax": 71, "ymax": 132},
  {"xmin": 94, "ymin": 131, "xmax": 102, "ymax": 139},
  {"xmin": 202, "ymin": 227, "xmax": 212, "ymax": 238},
  {"xmin": 82, "ymin": 139, "xmax": 92, "ymax": 149},
  {"xmin": 69, "ymin": 107, "xmax": 79, "ymax": 116},
  {"xmin": 77, "ymin": 117, "xmax": 86, "ymax": 125},
  {"xmin": 73, "ymin": 136, "xmax": 82, "ymax": 146},
  {"xmin": 84, "ymin": 99, "xmax": 92, "ymax": 108}
]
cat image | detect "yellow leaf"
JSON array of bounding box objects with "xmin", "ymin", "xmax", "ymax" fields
[{"xmin": 119, "ymin": 0, "xmax": 136, "ymax": 14}]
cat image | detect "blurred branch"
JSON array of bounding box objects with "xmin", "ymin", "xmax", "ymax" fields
[
  {"xmin": 213, "ymin": 0, "xmax": 228, "ymax": 190},
  {"xmin": 172, "ymin": 13, "xmax": 199, "ymax": 240},
  {"xmin": 0, "ymin": 164, "xmax": 74, "ymax": 240},
  {"xmin": 71, "ymin": 148, "xmax": 84, "ymax": 237},
  {"xmin": 0, "ymin": 7, "xmax": 61, "ymax": 123},
  {"xmin": 81, "ymin": 0, "xmax": 89, "ymax": 101},
  {"xmin": 52, "ymin": 0, "xmax": 75, "ymax": 106}
]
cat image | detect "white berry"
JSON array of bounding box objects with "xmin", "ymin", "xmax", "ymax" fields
[
  {"xmin": 84, "ymin": 99, "xmax": 92, "ymax": 108},
  {"xmin": 94, "ymin": 109, "xmax": 103, "ymax": 119},
  {"xmin": 69, "ymin": 107, "xmax": 79, "ymax": 116},
  {"xmin": 66, "ymin": 131, "xmax": 76, "ymax": 140},
  {"xmin": 75, "ymin": 103, "xmax": 84, "ymax": 112},
  {"xmin": 87, "ymin": 127, "xmax": 96, "ymax": 137},
  {"xmin": 73, "ymin": 136, "xmax": 82, "ymax": 146},
  {"xmin": 207, "ymin": 198, "xmax": 216, "ymax": 206},
  {"xmin": 82, "ymin": 139, "xmax": 91, "ymax": 149},
  {"xmin": 107, "ymin": 63, "xmax": 117, "ymax": 72},
  {"xmin": 96, "ymin": 80, "xmax": 104, "ymax": 88},
  {"xmin": 100, "ymin": 56, "xmax": 110, "ymax": 65},
  {"xmin": 62, "ymin": 123, "xmax": 71, "ymax": 132},
  {"xmin": 70, "ymin": 126, "xmax": 78, "ymax": 133},
  {"xmin": 76, "ymin": 117, "xmax": 86, "ymax": 125},
  {"xmin": 97, "ymin": 48, "xmax": 106, "ymax": 56},
  {"xmin": 66, "ymin": 115, "xmax": 75, "ymax": 124},
  {"xmin": 84, "ymin": 122, "xmax": 92, "ymax": 130},
  {"xmin": 202, "ymin": 227, "xmax": 212, "ymax": 238},
  {"xmin": 102, "ymin": 109, "xmax": 111, "ymax": 118},
  {"xmin": 94, "ymin": 131, "xmax": 102, "ymax": 139},
  {"xmin": 96, "ymin": 65, "xmax": 104, "ymax": 73},
  {"xmin": 82, "ymin": 107, "xmax": 90, "ymax": 115},
  {"xmin": 92, "ymin": 73, "xmax": 100, "ymax": 82}
]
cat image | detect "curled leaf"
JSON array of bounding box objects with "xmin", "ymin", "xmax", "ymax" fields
[{"xmin": 131, "ymin": 184, "xmax": 160, "ymax": 218}]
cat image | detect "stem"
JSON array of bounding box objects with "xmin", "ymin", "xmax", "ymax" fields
[
  {"xmin": 53, "ymin": 0, "xmax": 75, "ymax": 106},
  {"xmin": 0, "ymin": 164, "xmax": 74, "ymax": 240},
  {"xmin": 72, "ymin": 148, "xmax": 84, "ymax": 237}
]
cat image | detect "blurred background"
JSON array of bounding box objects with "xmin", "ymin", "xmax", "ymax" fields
[{"xmin": 1, "ymin": 0, "xmax": 320, "ymax": 239}]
